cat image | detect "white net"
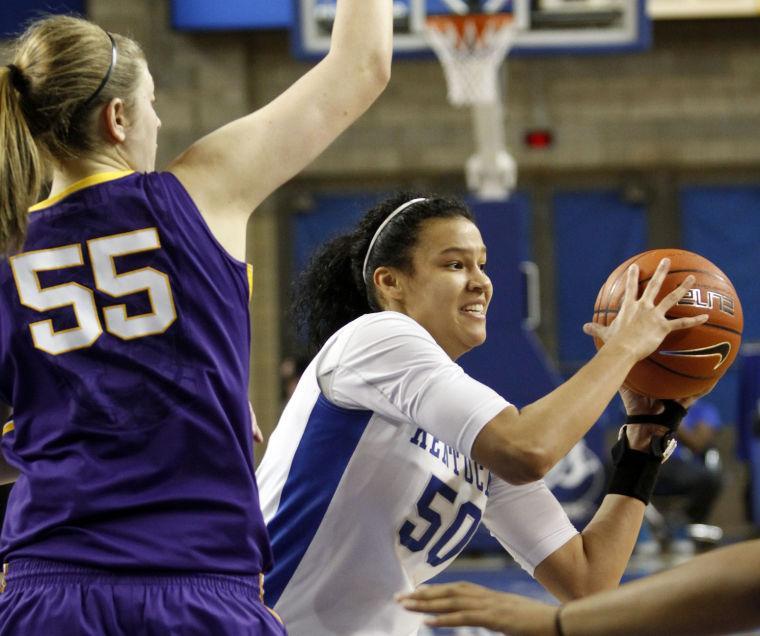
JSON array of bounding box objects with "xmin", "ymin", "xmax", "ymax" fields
[{"xmin": 424, "ymin": 15, "xmax": 516, "ymax": 107}]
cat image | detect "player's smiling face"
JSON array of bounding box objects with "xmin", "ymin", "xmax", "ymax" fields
[{"xmin": 392, "ymin": 216, "xmax": 492, "ymax": 360}]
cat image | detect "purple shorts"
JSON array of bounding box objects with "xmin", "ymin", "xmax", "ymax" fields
[{"xmin": 0, "ymin": 559, "xmax": 287, "ymax": 635}]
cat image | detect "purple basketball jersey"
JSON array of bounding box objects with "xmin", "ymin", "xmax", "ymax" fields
[{"xmin": 0, "ymin": 171, "xmax": 272, "ymax": 575}]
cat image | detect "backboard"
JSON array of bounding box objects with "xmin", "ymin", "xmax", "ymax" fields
[
  {"xmin": 296, "ymin": 0, "xmax": 428, "ymax": 56},
  {"xmin": 295, "ymin": 0, "xmax": 650, "ymax": 58}
]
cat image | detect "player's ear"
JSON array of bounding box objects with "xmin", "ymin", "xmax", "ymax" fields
[
  {"xmin": 373, "ymin": 266, "xmax": 405, "ymax": 306},
  {"xmin": 103, "ymin": 97, "xmax": 127, "ymax": 143}
]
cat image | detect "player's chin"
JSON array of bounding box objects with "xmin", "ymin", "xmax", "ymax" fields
[{"xmin": 462, "ymin": 326, "xmax": 487, "ymax": 349}]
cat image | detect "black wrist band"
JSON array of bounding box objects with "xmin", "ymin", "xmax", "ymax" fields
[
  {"xmin": 608, "ymin": 430, "xmax": 662, "ymax": 504},
  {"xmin": 555, "ymin": 605, "xmax": 566, "ymax": 636},
  {"xmin": 625, "ymin": 399, "xmax": 687, "ymax": 432}
]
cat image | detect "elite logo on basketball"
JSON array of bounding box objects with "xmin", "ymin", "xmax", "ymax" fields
[{"xmin": 677, "ymin": 289, "xmax": 735, "ymax": 316}]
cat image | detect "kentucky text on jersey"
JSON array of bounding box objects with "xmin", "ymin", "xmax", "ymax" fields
[{"xmin": 409, "ymin": 427, "xmax": 491, "ymax": 494}]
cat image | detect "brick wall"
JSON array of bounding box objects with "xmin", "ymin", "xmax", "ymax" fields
[{"xmin": 83, "ymin": 4, "xmax": 760, "ymax": 176}]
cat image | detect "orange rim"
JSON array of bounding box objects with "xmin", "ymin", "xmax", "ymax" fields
[{"xmin": 425, "ymin": 13, "xmax": 514, "ymax": 40}]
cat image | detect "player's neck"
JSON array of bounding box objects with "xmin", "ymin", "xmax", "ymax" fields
[{"xmin": 49, "ymin": 152, "xmax": 132, "ymax": 198}]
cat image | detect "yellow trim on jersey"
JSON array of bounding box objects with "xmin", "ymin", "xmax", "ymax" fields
[
  {"xmin": 247, "ymin": 264, "xmax": 254, "ymax": 302},
  {"xmin": 29, "ymin": 170, "xmax": 135, "ymax": 212},
  {"xmin": 258, "ymin": 573, "xmax": 284, "ymax": 625},
  {"xmin": 2, "ymin": 421, "xmax": 14, "ymax": 435},
  {"xmin": 266, "ymin": 606, "xmax": 285, "ymax": 626}
]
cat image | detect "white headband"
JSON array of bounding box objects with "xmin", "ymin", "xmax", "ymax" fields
[{"xmin": 362, "ymin": 198, "xmax": 428, "ymax": 284}]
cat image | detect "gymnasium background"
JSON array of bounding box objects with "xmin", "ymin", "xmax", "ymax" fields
[{"xmin": 2, "ymin": 0, "xmax": 760, "ymax": 563}]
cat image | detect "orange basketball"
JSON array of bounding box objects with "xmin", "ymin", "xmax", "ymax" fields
[{"xmin": 592, "ymin": 249, "xmax": 743, "ymax": 399}]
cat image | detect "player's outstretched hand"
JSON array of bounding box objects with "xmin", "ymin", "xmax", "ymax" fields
[
  {"xmin": 583, "ymin": 258, "xmax": 708, "ymax": 362},
  {"xmin": 249, "ymin": 402, "xmax": 264, "ymax": 444},
  {"xmin": 397, "ymin": 582, "xmax": 556, "ymax": 636}
]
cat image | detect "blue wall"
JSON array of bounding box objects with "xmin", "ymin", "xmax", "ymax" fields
[
  {"xmin": 0, "ymin": 1, "xmax": 84, "ymax": 37},
  {"xmin": 680, "ymin": 186, "xmax": 760, "ymax": 424},
  {"xmin": 552, "ymin": 190, "xmax": 648, "ymax": 371},
  {"xmin": 550, "ymin": 185, "xmax": 760, "ymax": 425},
  {"xmin": 171, "ymin": 0, "xmax": 292, "ymax": 30}
]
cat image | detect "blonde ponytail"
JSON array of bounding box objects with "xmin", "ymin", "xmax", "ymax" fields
[
  {"xmin": 0, "ymin": 15, "xmax": 145, "ymax": 253},
  {"xmin": 0, "ymin": 65, "xmax": 43, "ymax": 254}
]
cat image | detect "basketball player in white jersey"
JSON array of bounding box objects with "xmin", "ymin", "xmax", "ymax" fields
[{"xmin": 257, "ymin": 194, "xmax": 706, "ymax": 635}]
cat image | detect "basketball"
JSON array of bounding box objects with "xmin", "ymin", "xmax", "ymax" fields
[{"xmin": 592, "ymin": 249, "xmax": 743, "ymax": 399}]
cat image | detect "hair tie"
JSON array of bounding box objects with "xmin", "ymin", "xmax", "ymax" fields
[
  {"xmin": 362, "ymin": 198, "xmax": 427, "ymax": 285},
  {"xmin": 6, "ymin": 64, "xmax": 30, "ymax": 95}
]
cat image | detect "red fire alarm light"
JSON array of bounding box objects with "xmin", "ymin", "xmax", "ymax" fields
[{"xmin": 524, "ymin": 129, "xmax": 554, "ymax": 149}]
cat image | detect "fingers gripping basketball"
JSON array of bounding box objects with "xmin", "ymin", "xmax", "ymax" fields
[{"xmin": 592, "ymin": 249, "xmax": 743, "ymax": 399}]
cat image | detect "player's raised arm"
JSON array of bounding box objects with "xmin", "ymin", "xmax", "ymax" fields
[{"xmin": 169, "ymin": 0, "xmax": 393, "ymax": 256}]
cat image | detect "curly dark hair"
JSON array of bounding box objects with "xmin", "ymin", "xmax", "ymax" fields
[{"xmin": 294, "ymin": 192, "xmax": 474, "ymax": 354}]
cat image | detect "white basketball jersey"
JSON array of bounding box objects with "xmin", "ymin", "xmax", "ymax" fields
[{"xmin": 257, "ymin": 312, "xmax": 577, "ymax": 635}]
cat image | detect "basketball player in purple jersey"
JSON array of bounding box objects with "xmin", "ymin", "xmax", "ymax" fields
[{"xmin": 0, "ymin": 3, "xmax": 391, "ymax": 633}]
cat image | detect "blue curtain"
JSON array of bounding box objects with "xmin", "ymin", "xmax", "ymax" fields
[
  {"xmin": 552, "ymin": 190, "xmax": 648, "ymax": 372},
  {"xmin": 681, "ymin": 186, "xmax": 760, "ymax": 423}
]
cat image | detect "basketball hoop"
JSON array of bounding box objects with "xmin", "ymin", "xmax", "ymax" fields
[
  {"xmin": 424, "ymin": 12, "xmax": 518, "ymax": 200},
  {"xmin": 424, "ymin": 13, "xmax": 516, "ymax": 107}
]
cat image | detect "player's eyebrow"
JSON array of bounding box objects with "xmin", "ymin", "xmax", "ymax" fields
[{"xmin": 438, "ymin": 246, "xmax": 487, "ymax": 257}]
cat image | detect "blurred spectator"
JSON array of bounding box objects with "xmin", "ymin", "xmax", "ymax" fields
[
  {"xmin": 0, "ymin": 483, "xmax": 10, "ymax": 529},
  {"xmin": 280, "ymin": 355, "xmax": 309, "ymax": 403},
  {"xmin": 653, "ymin": 399, "xmax": 724, "ymax": 525}
]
